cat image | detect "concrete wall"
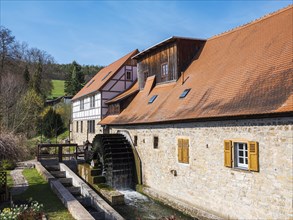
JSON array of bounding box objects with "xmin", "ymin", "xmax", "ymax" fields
[{"xmin": 110, "ymin": 117, "xmax": 293, "ymax": 219}]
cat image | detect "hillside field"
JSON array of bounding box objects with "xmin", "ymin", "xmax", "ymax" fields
[{"xmin": 50, "ymin": 80, "xmax": 65, "ymax": 98}]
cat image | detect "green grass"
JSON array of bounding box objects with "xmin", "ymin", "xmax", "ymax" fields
[
  {"xmin": 6, "ymin": 170, "xmax": 13, "ymax": 188},
  {"xmin": 14, "ymin": 169, "xmax": 74, "ymax": 220},
  {"xmin": 48, "ymin": 129, "xmax": 69, "ymax": 144},
  {"xmin": 50, "ymin": 80, "xmax": 65, "ymax": 98}
]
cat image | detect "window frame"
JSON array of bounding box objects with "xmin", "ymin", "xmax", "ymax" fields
[
  {"xmin": 76, "ymin": 121, "xmax": 79, "ymax": 133},
  {"xmin": 87, "ymin": 120, "xmax": 95, "ymax": 133},
  {"xmin": 80, "ymin": 121, "xmax": 83, "ymax": 133},
  {"xmin": 161, "ymin": 62, "xmax": 168, "ymax": 77},
  {"xmin": 148, "ymin": 95, "xmax": 158, "ymax": 104},
  {"xmin": 126, "ymin": 71, "xmax": 132, "ymax": 80},
  {"xmin": 90, "ymin": 96, "xmax": 95, "ymax": 108},
  {"xmin": 153, "ymin": 136, "xmax": 159, "ymax": 149},
  {"xmin": 179, "ymin": 89, "xmax": 191, "ymax": 99},
  {"xmin": 80, "ymin": 99, "xmax": 84, "ymax": 110},
  {"xmin": 234, "ymin": 142, "xmax": 249, "ymax": 170}
]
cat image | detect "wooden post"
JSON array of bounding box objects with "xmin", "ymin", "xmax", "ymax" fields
[
  {"xmin": 58, "ymin": 145, "xmax": 63, "ymax": 162},
  {"xmin": 37, "ymin": 145, "xmax": 40, "ymax": 161}
]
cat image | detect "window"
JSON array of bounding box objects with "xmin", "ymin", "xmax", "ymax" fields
[
  {"xmin": 87, "ymin": 120, "xmax": 95, "ymax": 133},
  {"xmin": 161, "ymin": 63, "xmax": 168, "ymax": 76},
  {"xmin": 224, "ymin": 140, "xmax": 259, "ymax": 171},
  {"xmin": 178, "ymin": 138, "xmax": 189, "ymax": 164},
  {"xmin": 134, "ymin": 135, "xmax": 138, "ymax": 146},
  {"xmin": 153, "ymin": 136, "xmax": 158, "ymax": 149},
  {"xmin": 80, "ymin": 121, "xmax": 83, "ymax": 133},
  {"xmin": 179, "ymin": 89, "xmax": 191, "ymax": 99},
  {"xmin": 76, "ymin": 121, "xmax": 79, "ymax": 133},
  {"xmin": 90, "ymin": 96, "xmax": 95, "ymax": 108},
  {"xmin": 234, "ymin": 142, "xmax": 248, "ymax": 169},
  {"xmin": 86, "ymin": 79, "xmax": 95, "ymax": 88},
  {"xmin": 102, "ymin": 71, "xmax": 112, "ymax": 81},
  {"xmin": 148, "ymin": 95, "xmax": 157, "ymax": 104},
  {"xmin": 80, "ymin": 99, "xmax": 84, "ymax": 110},
  {"xmin": 126, "ymin": 71, "xmax": 132, "ymax": 80},
  {"xmin": 144, "ymin": 71, "xmax": 149, "ymax": 81}
]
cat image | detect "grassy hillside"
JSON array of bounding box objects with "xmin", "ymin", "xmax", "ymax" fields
[{"xmin": 50, "ymin": 80, "xmax": 65, "ymax": 98}]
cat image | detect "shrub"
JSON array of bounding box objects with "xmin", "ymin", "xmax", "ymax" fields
[
  {"xmin": 0, "ymin": 130, "xmax": 29, "ymax": 162},
  {"xmin": 42, "ymin": 108, "xmax": 64, "ymax": 138},
  {"xmin": 0, "ymin": 159, "xmax": 16, "ymax": 170}
]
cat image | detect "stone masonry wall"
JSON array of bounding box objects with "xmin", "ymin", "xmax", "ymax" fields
[
  {"xmin": 71, "ymin": 120, "xmax": 102, "ymax": 145},
  {"xmin": 110, "ymin": 117, "xmax": 293, "ymax": 219}
]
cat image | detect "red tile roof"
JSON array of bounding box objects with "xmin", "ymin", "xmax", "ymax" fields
[
  {"xmin": 100, "ymin": 6, "xmax": 293, "ymax": 125},
  {"xmin": 72, "ymin": 49, "xmax": 139, "ymax": 100}
]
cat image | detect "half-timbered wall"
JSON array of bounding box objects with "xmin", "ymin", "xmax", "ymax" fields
[
  {"xmin": 72, "ymin": 92, "xmax": 101, "ymax": 121},
  {"xmin": 101, "ymin": 65, "xmax": 137, "ymax": 117}
]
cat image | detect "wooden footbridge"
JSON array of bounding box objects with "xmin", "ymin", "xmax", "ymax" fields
[{"xmin": 37, "ymin": 143, "xmax": 86, "ymax": 162}]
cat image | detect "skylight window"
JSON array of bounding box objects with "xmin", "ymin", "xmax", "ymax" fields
[
  {"xmin": 102, "ymin": 71, "xmax": 112, "ymax": 81},
  {"xmin": 148, "ymin": 95, "xmax": 158, "ymax": 104},
  {"xmin": 179, "ymin": 89, "xmax": 191, "ymax": 99},
  {"xmin": 86, "ymin": 79, "xmax": 95, "ymax": 88}
]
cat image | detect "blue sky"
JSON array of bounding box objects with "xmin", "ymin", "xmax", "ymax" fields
[{"xmin": 1, "ymin": 1, "xmax": 291, "ymax": 66}]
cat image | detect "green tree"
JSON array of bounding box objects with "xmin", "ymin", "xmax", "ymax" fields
[
  {"xmin": 31, "ymin": 60, "xmax": 42, "ymax": 94},
  {"xmin": 14, "ymin": 89, "xmax": 43, "ymax": 137},
  {"xmin": 64, "ymin": 61, "xmax": 84, "ymax": 95},
  {"xmin": 42, "ymin": 108, "xmax": 64, "ymax": 138},
  {"xmin": 23, "ymin": 65, "xmax": 30, "ymax": 84}
]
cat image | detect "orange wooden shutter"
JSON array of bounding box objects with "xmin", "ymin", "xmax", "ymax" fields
[
  {"xmin": 248, "ymin": 141, "xmax": 259, "ymax": 172},
  {"xmin": 224, "ymin": 140, "xmax": 232, "ymax": 167},
  {"xmin": 182, "ymin": 139, "xmax": 189, "ymax": 163},
  {"xmin": 178, "ymin": 139, "xmax": 183, "ymax": 162}
]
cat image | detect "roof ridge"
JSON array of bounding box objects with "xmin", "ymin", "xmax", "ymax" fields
[
  {"xmin": 209, "ymin": 4, "xmax": 292, "ymax": 40},
  {"xmin": 103, "ymin": 49, "xmax": 138, "ymax": 68}
]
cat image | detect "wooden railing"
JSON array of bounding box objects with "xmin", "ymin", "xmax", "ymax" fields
[{"xmin": 37, "ymin": 143, "xmax": 84, "ymax": 162}]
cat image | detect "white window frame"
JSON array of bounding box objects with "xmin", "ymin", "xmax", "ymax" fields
[
  {"xmin": 80, "ymin": 99, "xmax": 84, "ymax": 110},
  {"xmin": 161, "ymin": 63, "xmax": 168, "ymax": 77},
  {"xmin": 234, "ymin": 142, "xmax": 248, "ymax": 169},
  {"xmin": 90, "ymin": 96, "xmax": 95, "ymax": 108}
]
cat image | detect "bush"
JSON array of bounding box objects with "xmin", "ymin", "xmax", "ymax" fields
[
  {"xmin": 0, "ymin": 130, "xmax": 29, "ymax": 162},
  {"xmin": 42, "ymin": 108, "xmax": 64, "ymax": 138},
  {"xmin": 0, "ymin": 159, "xmax": 16, "ymax": 170}
]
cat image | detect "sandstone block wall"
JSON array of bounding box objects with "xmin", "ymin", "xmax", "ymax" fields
[
  {"xmin": 71, "ymin": 120, "xmax": 103, "ymax": 145},
  {"xmin": 110, "ymin": 117, "xmax": 293, "ymax": 219}
]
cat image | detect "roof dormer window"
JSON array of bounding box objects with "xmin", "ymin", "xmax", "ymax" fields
[
  {"xmin": 179, "ymin": 89, "xmax": 191, "ymax": 99},
  {"xmin": 148, "ymin": 95, "xmax": 158, "ymax": 104},
  {"xmin": 102, "ymin": 71, "xmax": 112, "ymax": 81}
]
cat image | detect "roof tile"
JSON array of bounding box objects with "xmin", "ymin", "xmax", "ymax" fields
[{"xmin": 100, "ymin": 6, "xmax": 293, "ymax": 125}]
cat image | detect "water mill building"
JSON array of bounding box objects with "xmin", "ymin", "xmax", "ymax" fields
[
  {"xmin": 99, "ymin": 6, "xmax": 293, "ymax": 219},
  {"xmin": 72, "ymin": 6, "xmax": 292, "ymax": 220}
]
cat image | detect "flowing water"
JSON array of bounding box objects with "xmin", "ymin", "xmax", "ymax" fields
[{"xmin": 114, "ymin": 190, "xmax": 196, "ymax": 220}]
